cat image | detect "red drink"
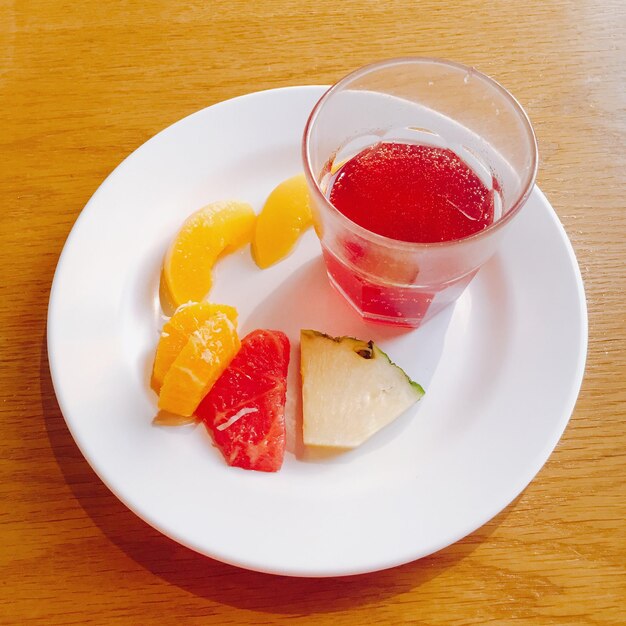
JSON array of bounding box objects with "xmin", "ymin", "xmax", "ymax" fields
[
  {"xmin": 323, "ymin": 142, "xmax": 495, "ymax": 325},
  {"xmin": 329, "ymin": 142, "xmax": 494, "ymax": 243}
]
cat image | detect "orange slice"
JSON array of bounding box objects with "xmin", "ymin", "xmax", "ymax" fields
[
  {"xmin": 158, "ymin": 311, "xmax": 241, "ymax": 417},
  {"xmin": 151, "ymin": 301, "xmax": 238, "ymax": 393},
  {"xmin": 252, "ymin": 174, "xmax": 313, "ymax": 268},
  {"xmin": 163, "ymin": 200, "xmax": 255, "ymax": 307}
]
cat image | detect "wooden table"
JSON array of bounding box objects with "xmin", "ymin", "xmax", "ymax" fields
[{"xmin": 2, "ymin": 1, "xmax": 624, "ymax": 623}]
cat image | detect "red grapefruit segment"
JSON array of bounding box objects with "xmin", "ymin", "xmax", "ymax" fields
[{"xmin": 197, "ymin": 330, "xmax": 290, "ymax": 472}]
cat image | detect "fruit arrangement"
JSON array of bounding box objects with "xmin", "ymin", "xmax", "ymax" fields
[{"xmin": 150, "ymin": 176, "xmax": 424, "ymax": 472}]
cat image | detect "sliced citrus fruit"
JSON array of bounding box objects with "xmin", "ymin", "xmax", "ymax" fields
[
  {"xmin": 163, "ymin": 200, "xmax": 255, "ymax": 307},
  {"xmin": 158, "ymin": 311, "xmax": 240, "ymax": 416},
  {"xmin": 252, "ymin": 174, "xmax": 312, "ymax": 268},
  {"xmin": 151, "ymin": 301, "xmax": 238, "ymax": 393},
  {"xmin": 197, "ymin": 329, "xmax": 290, "ymax": 472}
]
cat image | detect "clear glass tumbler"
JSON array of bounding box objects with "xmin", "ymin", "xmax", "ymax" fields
[{"xmin": 302, "ymin": 57, "xmax": 538, "ymax": 327}]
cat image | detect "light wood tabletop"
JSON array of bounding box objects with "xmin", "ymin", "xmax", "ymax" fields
[{"xmin": 1, "ymin": 1, "xmax": 625, "ymax": 623}]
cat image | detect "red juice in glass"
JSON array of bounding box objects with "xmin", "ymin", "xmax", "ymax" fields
[
  {"xmin": 303, "ymin": 58, "xmax": 537, "ymax": 328},
  {"xmin": 323, "ymin": 141, "xmax": 495, "ymax": 324}
]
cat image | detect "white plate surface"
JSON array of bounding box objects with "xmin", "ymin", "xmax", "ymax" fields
[{"xmin": 48, "ymin": 86, "xmax": 587, "ymax": 577}]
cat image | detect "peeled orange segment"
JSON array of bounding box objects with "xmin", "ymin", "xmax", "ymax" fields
[
  {"xmin": 163, "ymin": 200, "xmax": 256, "ymax": 307},
  {"xmin": 158, "ymin": 312, "xmax": 241, "ymax": 417},
  {"xmin": 252, "ymin": 174, "xmax": 313, "ymax": 269},
  {"xmin": 150, "ymin": 302, "xmax": 238, "ymax": 393}
]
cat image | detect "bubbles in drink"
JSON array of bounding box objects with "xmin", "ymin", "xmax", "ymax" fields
[{"xmin": 328, "ymin": 141, "xmax": 495, "ymax": 243}]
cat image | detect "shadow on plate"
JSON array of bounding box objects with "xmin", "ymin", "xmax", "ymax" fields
[
  {"xmin": 41, "ymin": 334, "xmax": 519, "ymax": 614},
  {"xmin": 244, "ymin": 256, "xmax": 455, "ymax": 459}
]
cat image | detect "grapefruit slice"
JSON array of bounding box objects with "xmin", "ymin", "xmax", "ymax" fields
[{"xmin": 196, "ymin": 329, "xmax": 290, "ymax": 472}]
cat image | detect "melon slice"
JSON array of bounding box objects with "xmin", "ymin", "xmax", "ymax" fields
[{"xmin": 300, "ymin": 330, "xmax": 424, "ymax": 448}]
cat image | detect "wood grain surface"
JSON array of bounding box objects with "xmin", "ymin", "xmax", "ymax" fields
[{"xmin": 1, "ymin": 1, "xmax": 625, "ymax": 623}]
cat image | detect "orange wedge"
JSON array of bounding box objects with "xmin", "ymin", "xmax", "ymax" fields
[
  {"xmin": 163, "ymin": 200, "xmax": 255, "ymax": 307},
  {"xmin": 151, "ymin": 301, "xmax": 238, "ymax": 393},
  {"xmin": 252, "ymin": 174, "xmax": 313, "ymax": 268},
  {"xmin": 158, "ymin": 311, "xmax": 240, "ymax": 416}
]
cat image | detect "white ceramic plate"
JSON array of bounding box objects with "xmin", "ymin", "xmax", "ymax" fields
[{"xmin": 48, "ymin": 86, "xmax": 587, "ymax": 577}]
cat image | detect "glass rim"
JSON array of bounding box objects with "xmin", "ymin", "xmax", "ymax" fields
[{"xmin": 302, "ymin": 56, "xmax": 539, "ymax": 251}]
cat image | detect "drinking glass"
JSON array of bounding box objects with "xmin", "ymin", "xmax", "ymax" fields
[{"xmin": 302, "ymin": 57, "xmax": 538, "ymax": 327}]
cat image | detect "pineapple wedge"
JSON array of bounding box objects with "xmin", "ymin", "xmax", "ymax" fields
[{"xmin": 300, "ymin": 330, "xmax": 424, "ymax": 448}]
